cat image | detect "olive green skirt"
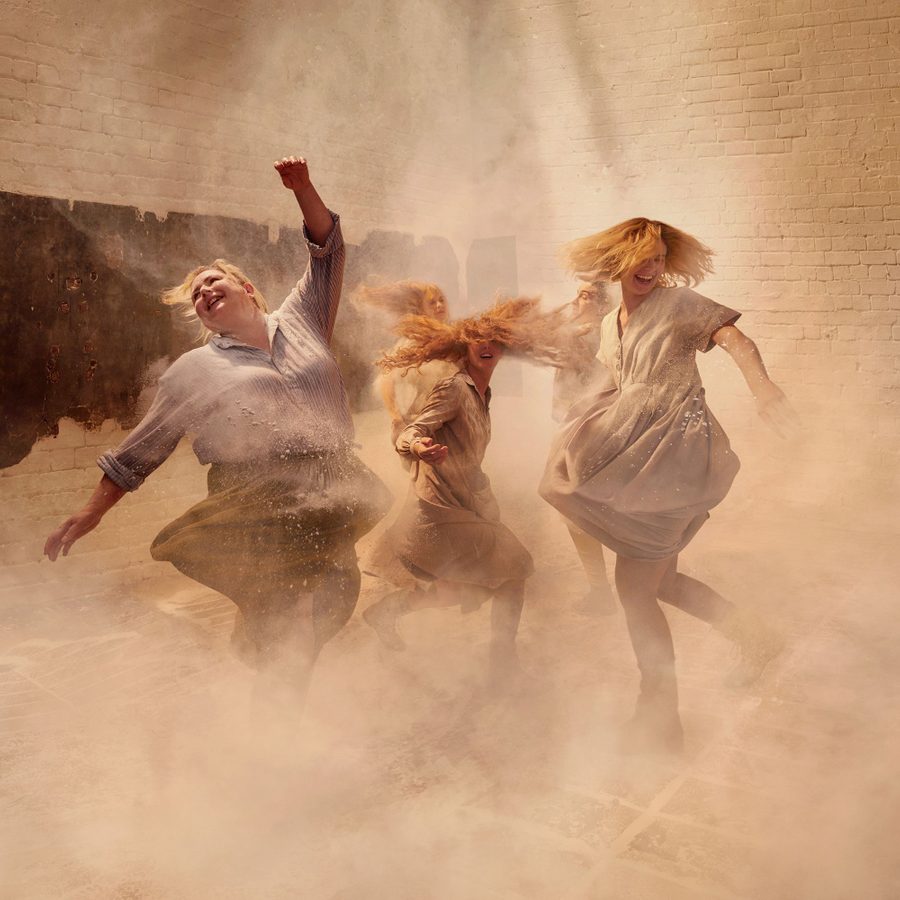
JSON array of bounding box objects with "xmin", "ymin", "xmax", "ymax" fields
[{"xmin": 151, "ymin": 451, "xmax": 391, "ymax": 669}]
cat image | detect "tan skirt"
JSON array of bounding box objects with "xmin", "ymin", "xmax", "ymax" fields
[
  {"xmin": 150, "ymin": 451, "xmax": 391, "ymax": 668},
  {"xmin": 366, "ymin": 487, "xmax": 534, "ymax": 610},
  {"xmin": 540, "ymin": 384, "xmax": 740, "ymax": 560}
]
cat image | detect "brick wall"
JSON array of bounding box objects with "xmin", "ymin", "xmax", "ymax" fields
[
  {"xmin": 0, "ymin": 0, "xmax": 474, "ymax": 240},
  {"xmin": 0, "ymin": 420, "xmax": 206, "ymax": 606},
  {"xmin": 469, "ymin": 0, "xmax": 899, "ymax": 508},
  {"xmin": 1, "ymin": 0, "xmax": 898, "ymax": 605}
]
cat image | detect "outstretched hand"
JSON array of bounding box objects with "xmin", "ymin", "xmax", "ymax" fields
[
  {"xmin": 412, "ymin": 436, "xmax": 449, "ymax": 465},
  {"xmin": 274, "ymin": 156, "xmax": 312, "ymax": 193},
  {"xmin": 754, "ymin": 381, "xmax": 795, "ymax": 438},
  {"xmin": 44, "ymin": 510, "xmax": 103, "ymax": 561}
]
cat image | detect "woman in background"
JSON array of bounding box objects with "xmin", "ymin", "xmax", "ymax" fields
[
  {"xmin": 355, "ymin": 280, "xmax": 457, "ymax": 445},
  {"xmin": 541, "ymin": 217, "xmax": 789, "ymax": 752},
  {"xmin": 548, "ymin": 280, "xmax": 618, "ymax": 616}
]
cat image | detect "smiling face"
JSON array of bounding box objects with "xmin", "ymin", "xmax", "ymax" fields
[
  {"xmin": 189, "ymin": 268, "xmax": 257, "ymax": 334},
  {"xmin": 464, "ymin": 340, "xmax": 505, "ymax": 380},
  {"xmin": 619, "ymin": 237, "xmax": 667, "ymax": 302}
]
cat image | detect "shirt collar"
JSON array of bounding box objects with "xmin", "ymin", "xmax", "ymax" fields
[
  {"xmin": 209, "ymin": 315, "xmax": 278, "ymax": 351},
  {"xmin": 459, "ymin": 370, "xmax": 492, "ymax": 406}
]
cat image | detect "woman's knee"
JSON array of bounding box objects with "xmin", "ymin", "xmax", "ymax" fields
[
  {"xmin": 614, "ymin": 555, "xmax": 672, "ymax": 606},
  {"xmin": 497, "ymin": 578, "xmax": 525, "ymax": 601},
  {"xmin": 656, "ymin": 558, "xmax": 680, "ymax": 601}
]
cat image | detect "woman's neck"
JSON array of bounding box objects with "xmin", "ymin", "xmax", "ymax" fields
[
  {"xmin": 219, "ymin": 310, "xmax": 270, "ymax": 351},
  {"xmin": 620, "ymin": 286, "xmax": 647, "ymax": 315},
  {"xmin": 464, "ymin": 363, "xmax": 493, "ymax": 399}
]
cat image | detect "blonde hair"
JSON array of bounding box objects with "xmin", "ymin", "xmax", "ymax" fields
[
  {"xmin": 354, "ymin": 280, "xmax": 447, "ymax": 318},
  {"xmin": 161, "ymin": 259, "xmax": 268, "ymax": 343},
  {"xmin": 377, "ymin": 297, "xmax": 555, "ymax": 372},
  {"xmin": 563, "ymin": 218, "xmax": 714, "ymax": 287}
]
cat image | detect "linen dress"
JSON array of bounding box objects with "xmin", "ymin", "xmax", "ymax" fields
[
  {"xmin": 376, "ymin": 346, "xmax": 458, "ymax": 445},
  {"xmin": 368, "ymin": 370, "xmax": 534, "ymax": 606},
  {"xmin": 98, "ymin": 214, "xmax": 391, "ymax": 666},
  {"xmin": 540, "ymin": 286, "xmax": 741, "ymax": 560}
]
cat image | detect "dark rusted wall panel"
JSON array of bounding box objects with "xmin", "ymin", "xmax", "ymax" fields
[{"xmin": 0, "ymin": 191, "xmax": 459, "ymax": 468}]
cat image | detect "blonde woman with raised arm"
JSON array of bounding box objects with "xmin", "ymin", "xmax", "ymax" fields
[{"xmin": 45, "ymin": 156, "xmax": 390, "ymax": 710}]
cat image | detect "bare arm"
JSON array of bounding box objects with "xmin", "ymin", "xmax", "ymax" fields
[
  {"xmin": 44, "ymin": 475, "xmax": 126, "ymax": 561},
  {"xmin": 274, "ymin": 156, "xmax": 345, "ymax": 341},
  {"xmin": 274, "ymin": 155, "xmax": 334, "ymax": 245},
  {"xmin": 712, "ymin": 325, "xmax": 792, "ymax": 435}
]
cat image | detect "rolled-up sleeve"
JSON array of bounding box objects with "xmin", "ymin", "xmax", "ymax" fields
[
  {"xmin": 396, "ymin": 376, "xmax": 462, "ymax": 456},
  {"xmin": 277, "ymin": 211, "xmax": 345, "ymax": 343},
  {"xmin": 97, "ymin": 371, "xmax": 191, "ymax": 491}
]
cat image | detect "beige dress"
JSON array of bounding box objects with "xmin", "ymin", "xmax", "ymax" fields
[
  {"xmin": 368, "ymin": 371, "xmax": 534, "ymax": 601},
  {"xmin": 540, "ymin": 286, "xmax": 741, "ymax": 560},
  {"xmin": 377, "ymin": 347, "xmax": 458, "ymax": 445}
]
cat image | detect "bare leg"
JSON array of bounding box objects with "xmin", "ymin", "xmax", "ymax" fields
[
  {"xmin": 657, "ymin": 557, "xmax": 732, "ymax": 626},
  {"xmin": 657, "ymin": 558, "xmax": 783, "ymax": 687},
  {"xmin": 364, "ymin": 582, "xmax": 457, "ymax": 650},
  {"xmin": 615, "ymin": 555, "xmax": 683, "ymax": 753},
  {"xmin": 567, "ymin": 522, "xmax": 617, "ymax": 616}
]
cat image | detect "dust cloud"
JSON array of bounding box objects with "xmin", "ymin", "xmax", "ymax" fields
[{"xmin": 2, "ymin": 1, "xmax": 899, "ymax": 899}]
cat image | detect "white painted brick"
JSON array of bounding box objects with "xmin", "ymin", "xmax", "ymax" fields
[{"xmin": 0, "ymin": 0, "xmax": 896, "ymax": 532}]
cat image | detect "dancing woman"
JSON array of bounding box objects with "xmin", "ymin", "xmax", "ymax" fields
[
  {"xmin": 550, "ymin": 280, "xmax": 611, "ymax": 423},
  {"xmin": 355, "ymin": 280, "xmax": 456, "ymax": 444},
  {"xmin": 548, "ymin": 280, "xmax": 618, "ymax": 615},
  {"xmin": 45, "ymin": 155, "xmax": 390, "ymax": 704},
  {"xmin": 541, "ymin": 218, "xmax": 789, "ymax": 750},
  {"xmin": 363, "ymin": 300, "xmax": 539, "ymax": 682}
]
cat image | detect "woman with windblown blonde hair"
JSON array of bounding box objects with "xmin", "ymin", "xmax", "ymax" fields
[
  {"xmin": 363, "ymin": 298, "xmax": 546, "ymax": 684},
  {"xmin": 541, "ymin": 217, "xmax": 790, "ymax": 752},
  {"xmin": 45, "ymin": 156, "xmax": 390, "ymax": 714}
]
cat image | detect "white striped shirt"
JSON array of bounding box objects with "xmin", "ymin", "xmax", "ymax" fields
[{"xmin": 99, "ymin": 212, "xmax": 352, "ymax": 491}]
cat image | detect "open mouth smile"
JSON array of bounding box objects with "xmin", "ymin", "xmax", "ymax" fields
[{"xmin": 634, "ymin": 274, "xmax": 655, "ymax": 285}]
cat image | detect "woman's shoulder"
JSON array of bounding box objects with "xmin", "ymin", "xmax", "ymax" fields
[
  {"xmin": 422, "ymin": 369, "xmax": 468, "ymax": 403},
  {"xmin": 661, "ymin": 284, "xmax": 713, "ymax": 304},
  {"xmin": 428, "ymin": 359, "xmax": 461, "ymax": 378},
  {"xmin": 159, "ymin": 343, "xmax": 222, "ymax": 385},
  {"xmin": 656, "ymin": 285, "xmax": 721, "ymax": 318},
  {"xmin": 438, "ymin": 369, "xmax": 468, "ymax": 391}
]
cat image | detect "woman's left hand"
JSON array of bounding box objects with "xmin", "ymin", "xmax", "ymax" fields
[
  {"xmin": 274, "ymin": 156, "xmax": 312, "ymax": 193},
  {"xmin": 754, "ymin": 380, "xmax": 794, "ymax": 437}
]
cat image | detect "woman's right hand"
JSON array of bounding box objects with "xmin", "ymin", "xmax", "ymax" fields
[
  {"xmin": 411, "ymin": 436, "xmax": 449, "ymax": 465},
  {"xmin": 44, "ymin": 509, "xmax": 105, "ymax": 561},
  {"xmin": 275, "ymin": 155, "xmax": 313, "ymax": 193},
  {"xmin": 43, "ymin": 474, "xmax": 126, "ymax": 560}
]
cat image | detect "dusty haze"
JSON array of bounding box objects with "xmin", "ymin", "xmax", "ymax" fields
[{"xmin": 1, "ymin": 0, "xmax": 898, "ymax": 898}]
